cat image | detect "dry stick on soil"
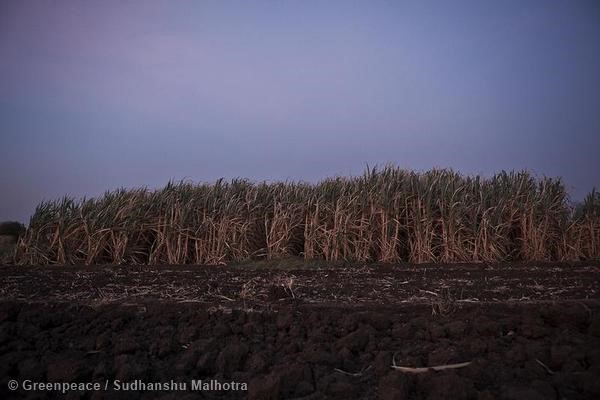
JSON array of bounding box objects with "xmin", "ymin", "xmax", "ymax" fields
[
  {"xmin": 239, "ymin": 278, "xmax": 259, "ymax": 310},
  {"xmin": 391, "ymin": 355, "xmax": 471, "ymax": 374},
  {"xmin": 284, "ymin": 276, "xmax": 295, "ymax": 299},
  {"xmin": 535, "ymin": 359, "xmax": 555, "ymax": 375},
  {"xmin": 214, "ymin": 293, "xmax": 235, "ymax": 302},
  {"xmin": 275, "ymin": 275, "xmax": 296, "ymax": 299},
  {"xmin": 334, "ymin": 365, "xmax": 372, "ymax": 377},
  {"xmin": 578, "ymin": 301, "xmax": 592, "ymax": 316}
]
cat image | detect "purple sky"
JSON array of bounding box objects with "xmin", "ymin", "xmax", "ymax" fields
[{"xmin": 1, "ymin": 0, "xmax": 599, "ymax": 223}]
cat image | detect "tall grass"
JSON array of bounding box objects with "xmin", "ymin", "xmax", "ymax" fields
[{"xmin": 15, "ymin": 167, "xmax": 600, "ymax": 265}]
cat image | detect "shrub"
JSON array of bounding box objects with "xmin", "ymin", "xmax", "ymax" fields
[{"xmin": 0, "ymin": 221, "xmax": 25, "ymax": 238}]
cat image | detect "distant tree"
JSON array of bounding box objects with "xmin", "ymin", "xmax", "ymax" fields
[{"xmin": 0, "ymin": 221, "xmax": 26, "ymax": 238}]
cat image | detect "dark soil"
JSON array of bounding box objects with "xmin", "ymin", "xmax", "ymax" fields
[
  {"xmin": 1, "ymin": 262, "xmax": 598, "ymax": 306},
  {"xmin": 1, "ymin": 263, "xmax": 599, "ymax": 399}
]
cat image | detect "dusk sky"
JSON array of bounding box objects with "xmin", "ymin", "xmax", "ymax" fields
[{"xmin": 1, "ymin": 0, "xmax": 599, "ymax": 223}]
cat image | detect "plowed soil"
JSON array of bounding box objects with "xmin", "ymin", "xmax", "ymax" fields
[{"xmin": 1, "ymin": 262, "xmax": 599, "ymax": 399}]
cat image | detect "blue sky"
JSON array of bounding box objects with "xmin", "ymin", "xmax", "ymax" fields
[{"xmin": 1, "ymin": 0, "xmax": 599, "ymax": 222}]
